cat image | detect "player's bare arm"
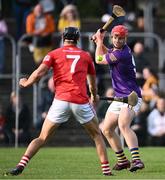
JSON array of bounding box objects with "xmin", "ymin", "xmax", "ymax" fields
[
  {"xmin": 93, "ymin": 30, "xmax": 108, "ymax": 65},
  {"xmin": 87, "ymin": 74, "xmax": 99, "ymax": 105},
  {"xmin": 19, "ymin": 64, "xmax": 49, "ymax": 88}
]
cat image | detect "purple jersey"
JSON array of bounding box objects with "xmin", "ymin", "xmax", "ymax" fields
[{"xmin": 105, "ymin": 44, "xmax": 142, "ymax": 98}]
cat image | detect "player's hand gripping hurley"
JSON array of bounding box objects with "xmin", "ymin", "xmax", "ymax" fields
[{"xmin": 100, "ymin": 91, "xmax": 138, "ymax": 106}]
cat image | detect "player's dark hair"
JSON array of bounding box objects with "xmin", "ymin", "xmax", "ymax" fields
[{"xmin": 63, "ymin": 27, "xmax": 80, "ymax": 43}]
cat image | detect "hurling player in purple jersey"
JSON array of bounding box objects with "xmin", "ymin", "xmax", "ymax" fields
[{"xmin": 92, "ymin": 25, "xmax": 144, "ymax": 172}]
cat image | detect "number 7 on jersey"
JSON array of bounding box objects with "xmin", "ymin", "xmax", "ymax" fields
[{"xmin": 66, "ymin": 55, "xmax": 80, "ymax": 73}]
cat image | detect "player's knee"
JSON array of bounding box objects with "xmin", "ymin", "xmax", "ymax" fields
[
  {"xmin": 119, "ymin": 124, "xmax": 130, "ymax": 134},
  {"xmin": 101, "ymin": 128, "xmax": 111, "ymax": 137},
  {"xmin": 38, "ymin": 135, "xmax": 48, "ymax": 145},
  {"xmin": 90, "ymin": 129, "xmax": 101, "ymax": 140}
]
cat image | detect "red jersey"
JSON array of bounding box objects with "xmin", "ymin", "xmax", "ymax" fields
[{"xmin": 42, "ymin": 45, "xmax": 96, "ymax": 104}]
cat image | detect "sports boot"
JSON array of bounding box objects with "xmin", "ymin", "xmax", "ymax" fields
[
  {"xmin": 5, "ymin": 166, "xmax": 24, "ymax": 176},
  {"xmin": 113, "ymin": 160, "xmax": 130, "ymax": 170},
  {"xmin": 129, "ymin": 159, "xmax": 144, "ymax": 172}
]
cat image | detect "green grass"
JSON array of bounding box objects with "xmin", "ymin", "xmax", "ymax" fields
[{"xmin": 0, "ymin": 147, "xmax": 165, "ymax": 179}]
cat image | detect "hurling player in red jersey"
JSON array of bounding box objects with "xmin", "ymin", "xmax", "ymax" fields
[{"xmin": 6, "ymin": 27, "xmax": 112, "ymax": 176}]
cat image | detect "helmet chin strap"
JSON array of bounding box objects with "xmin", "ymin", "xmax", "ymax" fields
[{"xmin": 113, "ymin": 44, "xmax": 125, "ymax": 49}]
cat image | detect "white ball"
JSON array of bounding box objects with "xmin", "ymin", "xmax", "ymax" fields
[{"xmin": 101, "ymin": 14, "xmax": 111, "ymax": 23}]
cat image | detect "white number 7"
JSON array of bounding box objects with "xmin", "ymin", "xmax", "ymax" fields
[{"xmin": 66, "ymin": 55, "xmax": 80, "ymax": 73}]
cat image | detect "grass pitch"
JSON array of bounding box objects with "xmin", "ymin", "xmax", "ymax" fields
[{"xmin": 0, "ymin": 147, "xmax": 165, "ymax": 179}]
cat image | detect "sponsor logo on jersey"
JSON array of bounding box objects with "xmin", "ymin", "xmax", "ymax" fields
[{"xmin": 43, "ymin": 55, "xmax": 50, "ymax": 62}]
